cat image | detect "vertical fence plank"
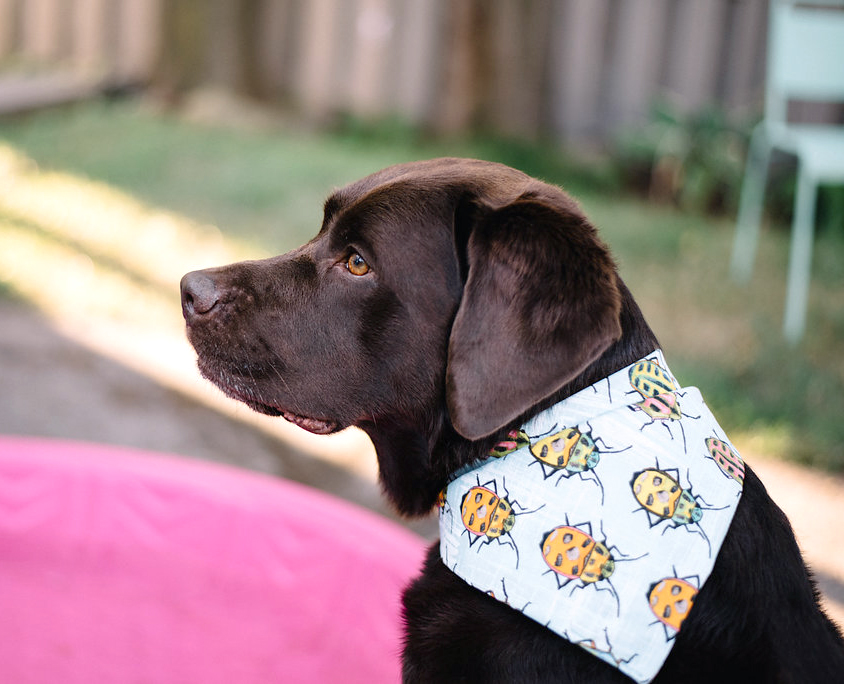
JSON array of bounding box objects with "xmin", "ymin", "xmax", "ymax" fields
[
  {"xmin": 73, "ymin": 0, "xmax": 107, "ymax": 73},
  {"xmin": 548, "ymin": 0, "xmax": 612, "ymax": 143},
  {"xmin": 719, "ymin": 0, "xmax": 768, "ymax": 114},
  {"xmin": 204, "ymin": 0, "xmax": 242, "ymax": 90},
  {"xmin": 22, "ymin": 0, "xmax": 64, "ymax": 62},
  {"xmin": 604, "ymin": 0, "xmax": 671, "ymax": 133},
  {"xmin": 488, "ymin": 0, "xmax": 522, "ymax": 135},
  {"xmin": 257, "ymin": 0, "xmax": 296, "ymax": 98},
  {"xmin": 487, "ymin": 0, "xmax": 553, "ymax": 138},
  {"xmin": 347, "ymin": 0, "xmax": 394, "ymax": 116},
  {"xmin": 296, "ymin": 0, "xmax": 336, "ymax": 112},
  {"xmin": 662, "ymin": 0, "xmax": 730, "ymax": 112},
  {"xmin": 435, "ymin": 0, "xmax": 482, "ymax": 134},
  {"xmin": 116, "ymin": 0, "xmax": 161, "ymax": 83},
  {"xmin": 0, "ymin": 0, "xmax": 20, "ymax": 59},
  {"xmin": 392, "ymin": 0, "xmax": 443, "ymax": 124},
  {"xmin": 296, "ymin": 0, "xmax": 348, "ymax": 115}
]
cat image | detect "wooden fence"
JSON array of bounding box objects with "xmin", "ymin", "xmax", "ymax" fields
[{"xmin": 0, "ymin": 0, "xmax": 772, "ymax": 145}]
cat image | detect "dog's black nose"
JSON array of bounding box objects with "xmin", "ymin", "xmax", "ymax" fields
[{"xmin": 180, "ymin": 271, "xmax": 220, "ymax": 320}]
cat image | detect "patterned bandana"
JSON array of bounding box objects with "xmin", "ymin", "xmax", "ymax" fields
[{"xmin": 439, "ymin": 350, "xmax": 744, "ymax": 683}]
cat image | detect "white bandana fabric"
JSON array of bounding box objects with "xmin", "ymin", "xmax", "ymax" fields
[{"xmin": 439, "ymin": 350, "xmax": 744, "ymax": 683}]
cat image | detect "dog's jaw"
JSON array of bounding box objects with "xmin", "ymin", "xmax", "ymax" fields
[{"xmin": 195, "ymin": 358, "xmax": 343, "ymax": 435}]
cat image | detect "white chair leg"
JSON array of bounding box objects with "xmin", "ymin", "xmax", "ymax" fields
[
  {"xmin": 731, "ymin": 127, "xmax": 771, "ymax": 283},
  {"xmin": 783, "ymin": 167, "xmax": 817, "ymax": 344}
]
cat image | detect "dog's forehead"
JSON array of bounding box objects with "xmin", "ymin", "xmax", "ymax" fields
[
  {"xmin": 320, "ymin": 158, "xmax": 533, "ymax": 247},
  {"xmin": 324, "ymin": 158, "xmax": 531, "ymax": 221},
  {"xmin": 322, "ymin": 188, "xmax": 448, "ymax": 261}
]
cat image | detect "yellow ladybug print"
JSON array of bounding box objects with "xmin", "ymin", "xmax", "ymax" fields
[
  {"xmin": 528, "ymin": 424, "xmax": 627, "ymax": 500},
  {"xmin": 631, "ymin": 468, "xmax": 702, "ymax": 525},
  {"xmin": 541, "ymin": 524, "xmax": 615, "ymax": 584},
  {"xmin": 648, "ymin": 577, "xmax": 698, "ymax": 633},
  {"xmin": 629, "ymin": 358, "xmax": 677, "ymax": 398},
  {"xmin": 531, "ymin": 427, "xmax": 600, "ymax": 474},
  {"xmin": 461, "ymin": 485, "xmax": 515, "ymax": 539}
]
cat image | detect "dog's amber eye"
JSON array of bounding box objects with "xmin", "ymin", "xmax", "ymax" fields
[{"xmin": 346, "ymin": 252, "xmax": 370, "ymax": 276}]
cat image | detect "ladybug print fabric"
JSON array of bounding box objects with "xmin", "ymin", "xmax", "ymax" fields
[{"xmin": 439, "ymin": 350, "xmax": 744, "ymax": 683}]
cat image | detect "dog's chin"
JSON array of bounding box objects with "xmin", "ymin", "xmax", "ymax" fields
[
  {"xmin": 198, "ymin": 362, "xmax": 342, "ymax": 435},
  {"xmin": 245, "ymin": 398, "xmax": 340, "ymax": 435}
]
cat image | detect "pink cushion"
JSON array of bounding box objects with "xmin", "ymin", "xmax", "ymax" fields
[{"xmin": 0, "ymin": 437, "xmax": 427, "ymax": 683}]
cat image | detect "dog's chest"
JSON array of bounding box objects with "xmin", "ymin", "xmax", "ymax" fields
[{"xmin": 438, "ymin": 351, "xmax": 744, "ymax": 684}]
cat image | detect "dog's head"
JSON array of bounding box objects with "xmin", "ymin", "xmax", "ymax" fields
[{"xmin": 181, "ymin": 158, "xmax": 636, "ymax": 514}]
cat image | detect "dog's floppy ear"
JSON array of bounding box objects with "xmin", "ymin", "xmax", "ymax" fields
[{"xmin": 446, "ymin": 191, "xmax": 622, "ymax": 440}]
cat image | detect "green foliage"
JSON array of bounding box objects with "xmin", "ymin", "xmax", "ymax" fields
[
  {"xmin": 817, "ymin": 185, "xmax": 844, "ymax": 236},
  {"xmin": 614, "ymin": 101, "xmax": 844, "ymax": 235},
  {"xmin": 613, "ymin": 102, "xmax": 750, "ymax": 215},
  {"xmin": 678, "ymin": 342, "xmax": 844, "ymax": 473}
]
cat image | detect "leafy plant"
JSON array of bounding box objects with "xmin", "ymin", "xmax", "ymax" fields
[{"xmin": 613, "ymin": 102, "xmax": 751, "ymax": 216}]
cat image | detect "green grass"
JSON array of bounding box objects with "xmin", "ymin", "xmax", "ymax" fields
[{"xmin": 1, "ymin": 99, "xmax": 842, "ymax": 472}]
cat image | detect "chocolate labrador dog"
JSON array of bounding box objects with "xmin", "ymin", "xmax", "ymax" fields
[{"xmin": 181, "ymin": 158, "xmax": 843, "ymax": 682}]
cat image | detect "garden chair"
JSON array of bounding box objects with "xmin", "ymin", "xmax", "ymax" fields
[{"xmin": 730, "ymin": 0, "xmax": 844, "ymax": 343}]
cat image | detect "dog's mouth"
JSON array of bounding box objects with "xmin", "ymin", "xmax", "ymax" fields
[
  {"xmin": 280, "ymin": 411, "xmax": 339, "ymax": 435},
  {"xmin": 241, "ymin": 394, "xmax": 340, "ymax": 435},
  {"xmin": 199, "ymin": 362, "xmax": 341, "ymax": 435}
]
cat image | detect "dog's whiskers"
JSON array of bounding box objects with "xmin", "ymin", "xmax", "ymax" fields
[{"xmin": 266, "ymin": 352, "xmax": 307, "ymax": 416}]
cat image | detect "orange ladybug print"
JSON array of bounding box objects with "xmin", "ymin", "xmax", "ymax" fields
[
  {"xmin": 648, "ymin": 577, "xmax": 698, "ymax": 634},
  {"xmin": 541, "ymin": 524, "xmax": 615, "ymax": 585},
  {"xmin": 456, "ymin": 479, "xmax": 544, "ymax": 568},
  {"xmin": 461, "ymin": 485, "xmax": 515, "ymax": 539}
]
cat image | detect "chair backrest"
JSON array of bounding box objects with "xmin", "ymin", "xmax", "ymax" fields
[{"xmin": 766, "ymin": 0, "xmax": 844, "ymax": 124}]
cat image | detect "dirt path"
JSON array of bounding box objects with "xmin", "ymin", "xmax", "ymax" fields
[{"xmin": 1, "ymin": 299, "xmax": 841, "ymax": 627}]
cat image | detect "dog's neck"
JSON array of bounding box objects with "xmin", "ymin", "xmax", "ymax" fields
[
  {"xmin": 368, "ymin": 281, "xmax": 660, "ymax": 517},
  {"xmin": 439, "ymin": 282, "xmax": 660, "ymax": 482},
  {"xmin": 558, "ymin": 280, "xmax": 662, "ymax": 398}
]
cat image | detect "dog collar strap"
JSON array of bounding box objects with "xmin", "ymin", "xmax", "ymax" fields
[{"xmin": 438, "ymin": 350, "xmax": 744, "ymax": 683}]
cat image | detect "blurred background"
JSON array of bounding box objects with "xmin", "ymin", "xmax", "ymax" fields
[{"xmin": 0, "ymin": 0, "xmax": 842, "ymax": 619}]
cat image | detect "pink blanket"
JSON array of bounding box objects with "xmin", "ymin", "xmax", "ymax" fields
[{"xmin": 0, "ymin": 437, "xmax": 427, "ymax": 682}]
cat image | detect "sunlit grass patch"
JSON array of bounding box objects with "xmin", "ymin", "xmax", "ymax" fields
[
  {"xmin": 0, "ymin": 217, "xmax": 169, "ymax": 325},
  {"xmin": 0, "ymin": 143, "xmax": 258, "ymax": 290},
  {"xmin": 0, "ymin": 139, "xmax": 267, "ymax": 356}
]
